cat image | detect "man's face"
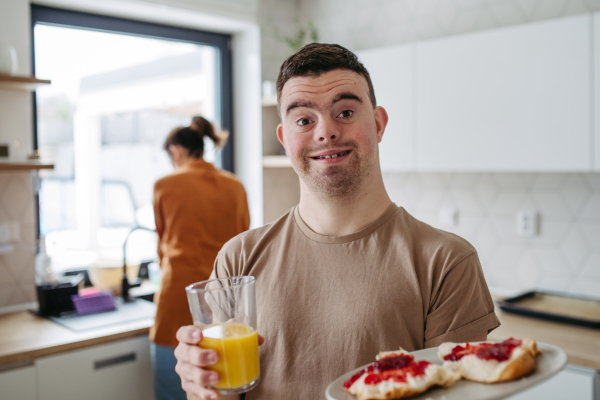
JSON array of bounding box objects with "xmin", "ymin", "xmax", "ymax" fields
[{"xmin": 277, "ymin": 69, "xmax": 387, "ymax": 198}]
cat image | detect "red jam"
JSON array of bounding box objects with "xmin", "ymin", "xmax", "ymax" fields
[
  {"xmin": 343, "ymin": 354, "xmax": 431, "ymax": 388},
  {"xmin": 373, "ymin": 354, "xmax": 413, "ymax": 371},
  {"xmin": 343, "ymin": 365, "xmax": 374, "ymax": 389},
  {"xmin": 364, "ymin": 374, "xmax": 382, "ymax": 385},
  {"xmin": 443, "ymin": 338, "xmax": 522, "ymax": 362}
]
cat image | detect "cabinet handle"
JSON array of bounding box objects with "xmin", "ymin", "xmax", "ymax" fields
[
  {"xmin": 0, "ymin": 360, "xmax": 34, "ymax": 373},
  {"xmin": 94, "ymin": 352, "xmax": 136, "ymax": 370}
]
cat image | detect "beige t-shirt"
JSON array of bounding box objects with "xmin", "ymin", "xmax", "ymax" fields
[{"xmin": 210, "ymin": 203, "xmax": 500, "ymax": 400}]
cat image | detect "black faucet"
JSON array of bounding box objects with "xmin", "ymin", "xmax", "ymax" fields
[{"xmin": 122, "ymin": 226, "xmax": 156, "ymax": 302}]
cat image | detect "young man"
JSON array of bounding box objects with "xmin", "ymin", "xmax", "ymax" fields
[{"xmin": 174, "ymin": 43, "xmax": 500, "ymax": 400}]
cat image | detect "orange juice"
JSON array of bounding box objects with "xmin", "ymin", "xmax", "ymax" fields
[{"xmin": 200, "ymin": 323, "xmax": 260, "ymax": 389}]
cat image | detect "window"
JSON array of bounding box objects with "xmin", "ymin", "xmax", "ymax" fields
[{"xmin": 32, "ymin": 6, "xmax": 233, "ymax": 272}]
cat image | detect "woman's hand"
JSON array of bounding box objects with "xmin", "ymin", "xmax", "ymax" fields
[{"xmin": 174, "ymin": 325, "xmax": 265, "ymax": 400}]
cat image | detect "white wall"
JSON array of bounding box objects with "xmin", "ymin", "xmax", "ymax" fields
[{"xmin": 0, "ymin": 0, "xmax": 263, "ymax": 310}]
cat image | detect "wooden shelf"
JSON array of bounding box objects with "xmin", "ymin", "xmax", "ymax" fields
[
  {"xmin": 0, "ymin": 74, "xmax": 51, "ymax": 91},
  {"xmin": 261, "ymin": 96, "xmax": 277, "ymax": 107},
  {"xmin": 0, "ymin": 161, "xmax": 54, "ymax": 171},
  {"xmin": 262, "ymin": 155, "xmax": 292, "ymax": 168}
]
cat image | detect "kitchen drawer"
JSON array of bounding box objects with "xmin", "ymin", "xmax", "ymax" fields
[
  {"xmin": 36, "ymin": 335, "xmax": 154, "ymax": 400},
  {"xmin": 0, "ymin": 361, "xmax": 36, "ymax": 400}
]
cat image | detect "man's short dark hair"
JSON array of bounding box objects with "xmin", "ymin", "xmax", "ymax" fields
[{"xmin": 276, "ymin": 43, "xmax": 377, "ymax": 112}]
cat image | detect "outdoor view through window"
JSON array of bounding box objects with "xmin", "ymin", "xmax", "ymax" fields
[{"xmin": 34, "ymin": 24, "xmax": 218, "ymax": 273}]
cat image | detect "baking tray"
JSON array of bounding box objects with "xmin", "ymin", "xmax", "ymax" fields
[{"xmin": 497, "ymin": 290, "xmax": 600, "ymax": 328}]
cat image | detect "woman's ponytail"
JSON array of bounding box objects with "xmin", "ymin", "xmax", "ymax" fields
[
  {"xmin": 190, "ymin": 116, "xmax": 229, "ymax": 148},
  {"xmin": 164, "ymin": 116, "xmax": 228, "ymax": 159}
]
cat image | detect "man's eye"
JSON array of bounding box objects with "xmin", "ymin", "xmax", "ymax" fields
[
  {"xmin": 296, "ymin": 118, "xmax": 312, "ymax": 126},
  {"xmin": 337, "ymin": 110, "xmax": 354, "ymax": 118}
]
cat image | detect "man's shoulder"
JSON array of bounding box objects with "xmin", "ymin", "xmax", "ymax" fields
[
  {"xmin": 220, "ymin": 207, "xmax": 296, "ymax": 256},
  {"xmin": 392, "ymin": 207, "xmax": 476, "ymax": 258}
]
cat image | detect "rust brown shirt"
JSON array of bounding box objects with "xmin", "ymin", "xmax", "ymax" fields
[
  {"xmin": 211, "ymin": 203, "xmax": 499, "ymax": 400},
  {"xmin": 151, "ymin": 159, "xmax": 249, "ymax": 347}
]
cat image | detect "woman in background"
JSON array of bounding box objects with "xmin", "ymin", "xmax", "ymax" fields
[{"xmin": 151, "ymin": 116, "xmax": 250, "ymax": 400}]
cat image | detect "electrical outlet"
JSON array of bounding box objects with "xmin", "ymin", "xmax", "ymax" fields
[
  {"xmin": 516, "ymin": 210, "xmax": 538, "ymax": 237},
  {"xmin": 439, "ymin": 207, "xmax": 458, "ymax": 228}
]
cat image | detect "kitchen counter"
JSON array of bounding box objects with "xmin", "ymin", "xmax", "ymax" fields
[
  {"xmin": 0, "ymin": 310, "xmax": 153, "ymax": 367},
  {"xmin": 1, "ymin": 298, "xmax": 599, "ymax": 371},
  {"xmin": 489, "ymin": 299, "xmax": 600, "ymax": 371}
]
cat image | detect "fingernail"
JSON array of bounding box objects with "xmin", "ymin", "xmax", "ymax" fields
[
  {"xmin": 208, "ymin": 351, "xmax": 217, "ymax": 362},
  {"xmin": 209, "ymin": 373, "xmax": 219, "ymax": 384},
  {"xmin": 192, "ymin": 330, "xmax": 200, "ymax": 340},
  {"xmin": 208, "ymin": 395, "xmax": 217, "ymax": 400}
]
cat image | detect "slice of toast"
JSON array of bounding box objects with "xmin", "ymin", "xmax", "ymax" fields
[
  {"xmin": 345, "ymin": 350, "xmax": 463, "ymax": 400},
  {"xmin": 438, "ymin": 338, "xmax": 538, "ymax": 383}
]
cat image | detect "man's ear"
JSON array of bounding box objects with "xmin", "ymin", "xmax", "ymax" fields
[
  {"xmin": 374, "ymin": 106, "xmax": 388, "ymax": 144},
  {"xmin": 276, "ymin": 124, "xmax": 287, "ymax": 154}
]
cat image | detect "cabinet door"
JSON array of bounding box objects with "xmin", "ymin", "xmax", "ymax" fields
[
  {"xmin": 0, "ymin": 362, "xmax": 36, "ymax": 400},
  {"xmin": 37, "ymin": 335, "xmax": 154, "ymax": 400},
  {"xmin": 416, "ymin": 14, "xmax": 592, "ymax": 171},
  {"xmin": 595, "ymin": 13, "xmax": 600, "ymax": 170},
  {"xmin": 357, "ymin": 44, "xmax": 414, "ymax": 171}
]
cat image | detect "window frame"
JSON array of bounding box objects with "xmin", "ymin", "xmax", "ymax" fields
[{"xmin": 30, "ymin": 4, "xmax": 234, "ymax": 238}]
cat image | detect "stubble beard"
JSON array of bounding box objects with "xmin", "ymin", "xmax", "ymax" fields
[{"xmin": 297, "ymin": 140, "xmax": 374, "ymax": 199}]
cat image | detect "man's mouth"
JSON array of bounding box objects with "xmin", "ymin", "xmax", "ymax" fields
[{"xmin": 311, "ymin": 150, "xmax": 351, "ymax": 160}]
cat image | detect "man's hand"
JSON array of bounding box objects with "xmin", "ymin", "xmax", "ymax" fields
[{"xmin": 174, "ymin": 325, "xmax": 265, "ymax": 400}]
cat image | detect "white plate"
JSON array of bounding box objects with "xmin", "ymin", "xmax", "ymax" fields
[{"xmin": 326, "ymin": 342, "xmax": 567, "ymax": 400}]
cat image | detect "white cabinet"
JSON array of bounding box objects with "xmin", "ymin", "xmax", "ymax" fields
[
  {"xmin": 506, "ymin": 364, "xmax": 597, "ymax": 400},
  {"xmin": 36, "ymin": 335, "xmax": 154, "ymax": 400},
  {"xmin": 357, "ymin": 45, "xmax": 415, "ymax": 171},
  {"xmin": 595, "ymin": 13, "xmax": 600, "ymax": 171},
  {"xmin": 0, "ymin": 362, "xmax": 36, "ymax": 400},
  {"xmin": 415, "ymin": 14, "xmax": 592, "ymax": 171}
]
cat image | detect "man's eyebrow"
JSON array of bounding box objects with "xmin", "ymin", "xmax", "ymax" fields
[
  {"xmin": 332, "ymin": 92, "xmax": 362, "ymax": 104},
  {"xmin": 286, "ymin": 100, "xmax": 315, "ymax": 116},
  {"xmin": 284, "ymin": 92, "xmax": 362, "ymax": 116}
]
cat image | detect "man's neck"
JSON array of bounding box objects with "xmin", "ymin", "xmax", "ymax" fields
[{"xmin": 297, "ymin": 170, "xmax": 392, "ymax": 237}]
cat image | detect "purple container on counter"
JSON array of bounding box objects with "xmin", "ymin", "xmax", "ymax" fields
[{"xmin": 71, "ymin": 290, "xmax": 116, "ymax": 315}]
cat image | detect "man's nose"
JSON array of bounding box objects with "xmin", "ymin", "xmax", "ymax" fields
[{"xmin": 314, "ymin": 117, "xmax": 339, "ymax": 142}]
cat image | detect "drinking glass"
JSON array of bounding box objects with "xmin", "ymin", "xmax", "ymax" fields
[{"xmin": 185, "ymin": 276, "xmax": 260, "ymax": 394}]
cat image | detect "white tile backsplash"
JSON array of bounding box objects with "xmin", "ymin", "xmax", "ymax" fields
[
  {"xmin": 581, "ymin": 252, "xmax": 600, "ymax": 279},
  {"xmin": 561, "ymin": 228, "xmax": 592, "ymax": 271},
  {"xmin": 383, "ymin": 171, "xmax": 600, "ymax": 296}
]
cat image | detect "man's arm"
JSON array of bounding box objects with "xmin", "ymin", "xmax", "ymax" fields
[{"xmin": 424, "ymin": 252, "xmax": 500, "ymax": 348}]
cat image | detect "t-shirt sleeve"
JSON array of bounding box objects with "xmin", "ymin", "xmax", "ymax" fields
[
  {"xmin": 424, "ymin": 252, "xmax": 500, "ymax": 348},
  {"xmin": 210, "ymin": 243, "xmax": 242, "ymax": 280},
  {"xmin": 210, "ymin": 251, "xmax": 224, "ymax": 280}
]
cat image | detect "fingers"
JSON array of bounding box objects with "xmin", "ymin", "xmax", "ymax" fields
[
  {"xmin": 181, "ymin": 379, "xmax": 220, "ymax": 400},
  {"xmin": 175, "ymin": 360, "xmax": 220, "ymax": 385},
  {"xmin": 175, "ymin": 342, "xmax": 219, "ymax": 367},
  {"xmin": 258, "ymin": 334, "xmax": 265, "ymax": 346},
  {"xmin": 176, "ymin": 325, "xmax": 202, "ymax": 345}
]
